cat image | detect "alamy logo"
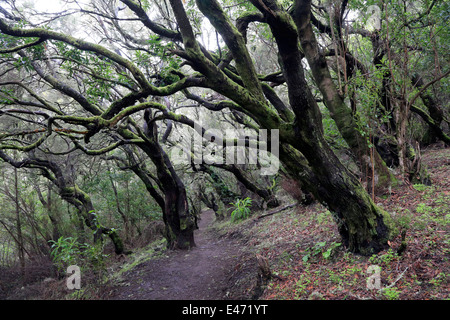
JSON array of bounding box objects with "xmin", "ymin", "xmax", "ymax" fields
[
  {"xmin": 66, "ymin": 265, "xmax": 81, "ymax": 290},
  {"xmin": 367, "ymin": 5, "xmax": 381, "ymax": 30},
  {"xmin": 366, "ymin": 265, "xmax": 381, "ymax": 290},
  {"xmin": 170, "ymin": 123, "xmax": 280, "ymax": 175}
]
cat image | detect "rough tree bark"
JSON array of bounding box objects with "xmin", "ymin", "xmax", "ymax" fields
[
  {"xmin": 411, "ymin": 73, "xmax": 450, "ymax": 146},
  {"xmin": 139, "ymin": 109, "xmax": 196, "ymax": 249},
  {"xmin": 295, "ymin": 1, "xmax": 394, "ymax": 193},
  {"xmin": 192, "ymin": 0, "xmax": 393, "ymax": 254}
]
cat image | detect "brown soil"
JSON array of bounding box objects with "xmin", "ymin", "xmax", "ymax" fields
[{"xmin": 108, "ymin": 209, "xmax": 258, "ymax": 300}]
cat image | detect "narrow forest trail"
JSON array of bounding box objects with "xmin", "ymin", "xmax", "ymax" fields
[{"xmin": 110, "ymin": 210, "xmax": 251, "ymax": 300}]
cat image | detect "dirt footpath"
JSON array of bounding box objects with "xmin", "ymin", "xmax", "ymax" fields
[{"xmin": 109, "ymin": 210, "xmax": 256, "ymax": 300}]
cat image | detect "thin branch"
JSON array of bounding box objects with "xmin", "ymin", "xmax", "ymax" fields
[
  {"xmin": 0, "ymin": 37, "xmax": 46, "ymax": 54},
  {"xmin": 257, "ymin": 203, "xmax": 297, "ymax": 220},
  {"xmin": 409, "ymin": 70, "xmax": 450, "ymax": 106}
]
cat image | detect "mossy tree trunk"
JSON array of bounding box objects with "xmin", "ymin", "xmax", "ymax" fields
[
  {"xmin": 138, "ymin": 109, "xmax": 196, "ymax": 249},
  {"xmin": 273, "ymin": 2, "xmax": 391, "ymax": 253},
  {"xmin": 280, "ymin": 146, "xmax": 393, "ymax": 254},
  {"xmin": 411, "ymin": 74, "xmax": 450, "ymax": 146},
  {"xmin": 294, "ymin": 1, "xmax": 394, "ymax": 193},
  {"xmin": 53, "ymin": 182, "xmax": 125, "ymax": 255},
  {"xmin": 192, "ymin": 0, "xmax": 393, "ymax": 254}
]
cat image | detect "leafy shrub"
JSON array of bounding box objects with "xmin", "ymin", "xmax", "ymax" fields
[
  {"xmin": 49, "ymin": 237, "xmax": 82, "ymax": 273},
  {"xmin": 230, "ymin": 197, "xmax": 252, "ymax": 222},
  {"xmin": 49, "ymin": 237, "xmax": 109, "ymax": 275}
]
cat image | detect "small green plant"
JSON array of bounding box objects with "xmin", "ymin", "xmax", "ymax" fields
[
  {"xmin": 230, "ymin": 197, "xmax": 252, "ymax": 222},
  {"xmin": 394, "ymin": 210, "xmax": 412, "ymax": 229},
  {"xmin": 302, "ymin": 241, "xmax": 341, "ymax": 262},
  {"xmin": 412, "ymin": 184, "xmax": 429, "ymax": 192},
  {"xmin": 413, "ymin": 184, "xmax": 436, "ymax": 200},
  {"xmin": 429, "ymin": 272, "xmax": 447, "ymax": 288},
  {"xmin": 294, "ymin": 274, "xmax": 312, "ymax": 298},
  {"xmin": 49, "ymin": 236, "xmax": 109, "ymax": 275},
  {"xmin": 49, "ymin": 237, "xmax": 82, "ymax": 273},
  {"xmin": 369, "ymin": 248, "xmax": 398, "ymax": 265},
  {"xmin": 280, "ymin": 251, "xmax": 293, "ymax": 263},
  {"xmin": 316, "ymin": 210, "xmax": 332, "ymax": 224},
  {"xmin": 322, "ymin": 241, "xmax": 342, "ymax": 259},
  {"xmin": 416, "ymin": 202, "xmax": 432, "ymax": 214},
  {"xmin": 382, "ymin": 287, "xmax": 401, "ymax": 300},
  {"xmin": 303, "ymin": 241, "xmax": 325, "ymax": 262}
]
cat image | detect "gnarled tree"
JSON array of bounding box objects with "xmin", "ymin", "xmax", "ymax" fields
[{"xmin": 0, "ymin": 0, "xmax": 417, "ymax": 254}]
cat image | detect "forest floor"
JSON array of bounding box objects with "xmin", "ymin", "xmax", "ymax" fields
[
  {"xmin": 107, "ymin": 145, "xmax": 449, "ymax": 301},
  {"xmin": 1, "ymin": 146, "xmax": 448, "ymax": 300},
  {"xmin": 235, "ymin": 145, "xmax": 449, "ymax": 300}
]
